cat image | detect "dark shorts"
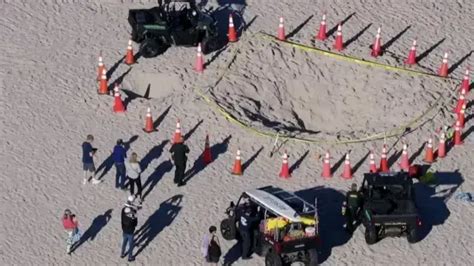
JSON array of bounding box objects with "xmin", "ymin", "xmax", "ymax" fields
[
  {"xmin": 83, "ymin": 162, "xmax": 96, "ymax": 172},
  {"xmin": 207, "ymin": 255, "xmax": 220, "ymax": 263}
]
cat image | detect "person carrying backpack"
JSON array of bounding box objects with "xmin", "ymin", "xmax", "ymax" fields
[
  {"xmin": 201, "ymin": 226, "xmax": 221, "ymax": 265},
  {"xmin": 62, "ymin": 209, "xmax": 82, "ymax": 254}
]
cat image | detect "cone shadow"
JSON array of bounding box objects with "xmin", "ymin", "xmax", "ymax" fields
[
  {"xmin": 108, "ymin": 68, "xmax": 132, "ymax": 92},
  {"xmin": 327, "ymin": 12, "xmax": 356, "ymax": 37},
  {"xmin": 286, "ymin": 15, "xmax": 314, "ymax": 39},
  {"xmin": 352, "ymin": 151, "xmax": 370, "ymax": 174},
  {"xmin": 183, "ymin": 119, "xmax": 204, "ymax": 141},
  {"xmin": 381, "ymin": 25, "xmax": 411, "ymax": 52},
  {"xmin": 387, "ymin": 149, "xmax": 403, "ymax": 168},
  {"xmin": 242, "ymin": 146, "xmax": 264, "ymax": 171},
  {"xmin": 289, "ymin": 150, "xmax": 309, "ymax": 173},
  {"xmin": 409, "ymin": 142, "xmax": 426, "ymax": 164},
  {"xmin": 331, "ymin": 153, "xmax": 347, "ymax": 173},
  {"xmin": 106, "ymin": 56, "xmax": 125, "ymax": 80},
  {"xmin": 448, "ymin": 50, "xmax": 473, "ymax": 74},
  {"xmin": 153, "ymin": 105, "xmax": 172, "ymax": 129},
  {"xmin": 416, "ymin": 38, "xmax": 445, "ymax": 63},
  {"xmin": 462, "ymin": 125, "xmax": 474, "ymax": 141},
  {"xmin": 344, "ymin": 23, "xmax": 372, "ymax": 48}
]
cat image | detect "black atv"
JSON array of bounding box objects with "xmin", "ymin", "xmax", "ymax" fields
[
  {"xmin": 128, "ymin": 0, "xmax": 219, "ymax": 58},
  {"xmin": 359, "ymin": 172, "xmax": 422, "ymax": 244}
]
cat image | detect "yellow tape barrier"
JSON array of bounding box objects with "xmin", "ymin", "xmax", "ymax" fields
[
  {"xmin": 259, "ymin": 32, "xmax": 459, "ymax": 80},
  {"xmin": 193, "ymin": 33, "xmax": 452, "ymax": 145}
]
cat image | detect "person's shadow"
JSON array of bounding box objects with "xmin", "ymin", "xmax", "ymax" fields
[
  {"xmin": 142, "ymin": 160, "xmax": 174, "ymax": 200},
  {"xmin": 133, "ymin": 195, "xmax": 183, "ymax": 257},
  {"xmin": 294, "ymin": 186, "xmax": 350, "ymax": 263},
  {"xmin": 71, "ymin": 209, "xmax": 113, "ymax": 252},
  {"xmin": 222, "ymin": 240, "xmax": 242, "ymax": 265}
]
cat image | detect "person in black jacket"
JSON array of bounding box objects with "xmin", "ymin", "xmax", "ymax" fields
[
  {"xmin": 342, "ymin": 183, "xmax": 363, "ymax": 232},
  {"xmin": 239, "ymin": 206, "xmax": 259, "ymax": 259},
  {"xmin": 121, "ymin": 207, "xmax": 137, "ymax": 262},
  {"xmin": 169, "ymin": 137, "xmax": 190, "ymax": 187}
]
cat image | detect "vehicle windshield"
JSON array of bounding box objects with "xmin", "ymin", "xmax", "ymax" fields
[{"xmin": 370, "ymin": 184, "xmax": 410, "ymax": 200}]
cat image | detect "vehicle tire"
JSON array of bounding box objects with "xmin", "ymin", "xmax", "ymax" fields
[
  {"xmin": 201, "ymin": 37, "xmax": 218, "ymax": 54},
  {"xmin": 407, "ymin": 227, "xmax": 418, "ymax": 243},
  {"xmin": 255, "ymin": 242, "xmax": 271, "ymax": 257},
  {"xmin": 365, "ymin": 226, "xmax": 378, "ymax": 245},
  {"xmin": 139, "ymin": 38, "xmax": 161, "ymax": 58},
  {"xmin": 305, "ymin": 249, "xmax": 319, "ymax": 266},
  {"xmin": 265, "ymin": 249, "xmax": 283, "ymax": 266},
  {"xmin": 220, "ymin": 218, "xmax": 236, "ymax": 240}
]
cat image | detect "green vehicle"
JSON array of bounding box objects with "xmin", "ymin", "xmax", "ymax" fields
[{"xmin": 128, "ymin": 0, "xmax": 219, "ymax": 58}]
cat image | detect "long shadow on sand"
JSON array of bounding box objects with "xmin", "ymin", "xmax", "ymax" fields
[
  {"xmin": 71, "ymin": 209, "xmax": 113, "ymax": 252},
  {"xmin": 97, "ymin": 135, "xmax": 139, "ymax": 180},
  {"xmin": 294, "ymin": 186, "xmax": 350, "ymax": 263},
  {"xmin": 242, "ymin": 146, "xmax": 264, "ymax": 172},
  {"xmin": 183, "ymin": 135, "xmax": 232, "ymax": 183},
  {"xmin": 142, "ymin": 160, "xmax": 174, "ymax": 201},
  {"xmin": 134, "ymin": 195, "xmax": 183, "ymax": 257},
  {"xmin": 415, "ymin": 170, "xmax": 464, "ymax": 241}
]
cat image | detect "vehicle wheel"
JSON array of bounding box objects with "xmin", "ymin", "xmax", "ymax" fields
[
  {"xmin": 407, "ymin": 227, "xmax": 418, "ymax": 243},
  {"xmin": 220, "ymin": 218, "xmax": 236, "ymax": 240},
  {"xmin": 265, "ymin": 249, "xmax": 283, "ymax": 266},
  {"xmin": 255, "ymin": 242, "xmax": 271, "ymax": 257},
  {"xmin": 305, "ymin": 249, "xmax": 319, "ymax": 266},
  {"xmin": 201, "ymin": 37, "xmax": 219, "ymax": 54},
  {"xmin": 139, "ymin": 38, "xmax": 161, "ymax": 58},
  {"xmin": 365, "ymin": 226, "xmax": 378, "ymax": 245}
]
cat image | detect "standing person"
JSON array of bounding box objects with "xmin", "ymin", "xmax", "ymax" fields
[
  {"xmin": 239, "ymin": 206, "xmax": 258, "ymax": 260},
  {"xmin": 82, "ymin": 134, "xmax": 101, "ymax": 185},
  {"xmin": 62, "ymin": 209, "xmax": 82, "ymax": 254},
  {"xmin": 121, "ymin": 207, "xmax": 137, "ymax": 262},
  {"xmin": 125, "ymin": 152, "xmax": 143, "ymax": 205},
  {"xmin": 342, "ymin": 183, "xmax": 363, "ymax": 233},
  {"xmin": 113, "ymin": 139, "xmax": 127, "ymax": 189},
  {"xmin": 204, "ymin": 226, "xmax": 221, "ymax": 265},
  {"xmin": 169, "ymin": 137, "xmax": 190, "ymax": 186}
]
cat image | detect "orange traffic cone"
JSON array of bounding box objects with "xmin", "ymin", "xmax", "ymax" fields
[
  {"xmin": 437, "ymin": 132, "xmax": 446, "ymax": 158},
  {"xmin": 423, "ymin": 137, "xmax": 434, "ymax": 163},
  {"xmin": 333, "ymin": 24, "xmax": 344, "ymax": 51},
  {"xmin": 404, "ymin": 39, "xmax": 417, "ymax": 65},
  {"xmin": 202, "ymin": 134, "xmax": 212, "ymax": 164},
  {"xmin": 228, "ymin": 13, "xmax": 238, "ymax": 42},
  {"xmin": 315, "ymin": 13, "xmax": 327, "ymax": 41},
  {"xmin": 379, "ymin": 144, "xmax": 389, "ymax": 173},
  {"xmin": 98, "ymin": 68, "xmax": 108, "ymax": 94},
  {"xmin": 143, "ymin": 107, "xmax": 155, "ymax": 133},
  {"xmin": 125, "ymin": 39, "xmax": 135, "ymax": 65},
  {"xmin": 454, "ymin": 120, "xmax": 463, "ymax": 146},
  {"xmin": 461, "ymin": 68, "xmax": 470, "ymax": 92},
  {"xmin": 277, "ymin": 17, "xmax": 286, "ymax": 41},
  {"xmin": 97, "ymin": 52, "xmax": 105, "ymax": 81},
  {"xmin": 369, "ymin": 151, "xmax": 378, "ymax": 173},
  {"xmin": 194, "ymin": 43, "xmax": 204, "ymax": 73},
  {"xmin": 370, "ymin": 27, "xmax": 382, "ymax": 57},
  {"xmin": 321, "ymin": 151, "xmax": 332, "ymax": 178},
  {"xmin": 458, "ymin": 104, "xmax": 466, "ymax": 128},
  {"xmin": 231, "ymin": 149, "xmax": 243, "ymax": 175},
  {"xmin": 113, "ymin": 84, "xmax": 125, "ymax": 113},
  {"xmin": 454, "ymin": 89, "xmax": 466, "ymax": 114},
  {"xmin": 173, "ymin": 120, "xmax": 183, "ymax": 143},
  {"xmin": 341, "ymin": 153, "xmax": 352, "ymax": 179},
  {"xmin": 279, "ymin": 151, "xmax": 291, "ymax": 178},
  {"xmin": 399, "ymin": 144, "xmax": 410, "ymax": 171},
  {"xmin": 438, "ymin": 52, "xmax": 449, "ymax": 77}
]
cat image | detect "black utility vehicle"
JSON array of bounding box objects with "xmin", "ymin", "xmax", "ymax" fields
[
  {"xmin": 128, "ymin": 0, "xmax": 219, "ymax": 58},
  {"xmin": 221, "ymin": 186, "xmax": 320, "ymax": 266},
  {"xmin": 359, "ymin": 172, "xmax": 422, "ymax": 244}
]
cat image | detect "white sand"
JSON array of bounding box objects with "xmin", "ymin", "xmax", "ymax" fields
[{"xmin": 1, "ymin": 0, "xmax": 473, "ymax": 265}]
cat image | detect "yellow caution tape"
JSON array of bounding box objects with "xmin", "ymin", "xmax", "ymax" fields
[
  {"xmin": 192, "ymin": 32, "xmax": 453, "ymax": 145},
  {"xmin": 258, "ymin": 32, "xmax": 459, "ymax": 80}
]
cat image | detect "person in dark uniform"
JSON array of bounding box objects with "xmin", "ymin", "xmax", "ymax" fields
[
  {"xmin": 342, "ymin": 183, "xmax": 363, "ymax": 232},
  {"xmin": 121, "ymin": 206, "xmax": 137, "ymax": 262},
  {"xmin": 169, "ymin": 136, "xmax": 190, "ymax": 187},
  {"xmin": 239, "ymin": 206, "xmax": 258, "ymax": 260}
]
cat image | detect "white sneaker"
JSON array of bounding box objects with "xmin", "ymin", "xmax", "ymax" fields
[
  {"xmin": 83, "ymin": 178, "xmax": 87, "ymax": 185},
  {"xmin": 92, "ymin": 179, "xmax": 102, "ymax": 185}
]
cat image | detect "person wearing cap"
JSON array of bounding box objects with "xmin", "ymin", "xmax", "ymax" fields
[
  {"xmin": 342, "ymin": 183, "xmax": 363, "ymax": 232},
  {"xmin": 82, "ymin": 134, "xmax": 101, "ymax": 185},
  {"xmin": 169, "ymin": 136, "xmax": 190, "ymax": 187},
  {"xmin": 121, "ymin": 206, "xmax": 138, "ymax": 262},
  {"xmin": 113, "ymin": 139, "xmax": 127, "ymax": 189},
  {"xmin": 125, "ymin": 152, "xmax": 143, "ymax": 204},
  {"xmin": 62, "ymin": 209, "xmax": 82, "ymax": 254}
]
